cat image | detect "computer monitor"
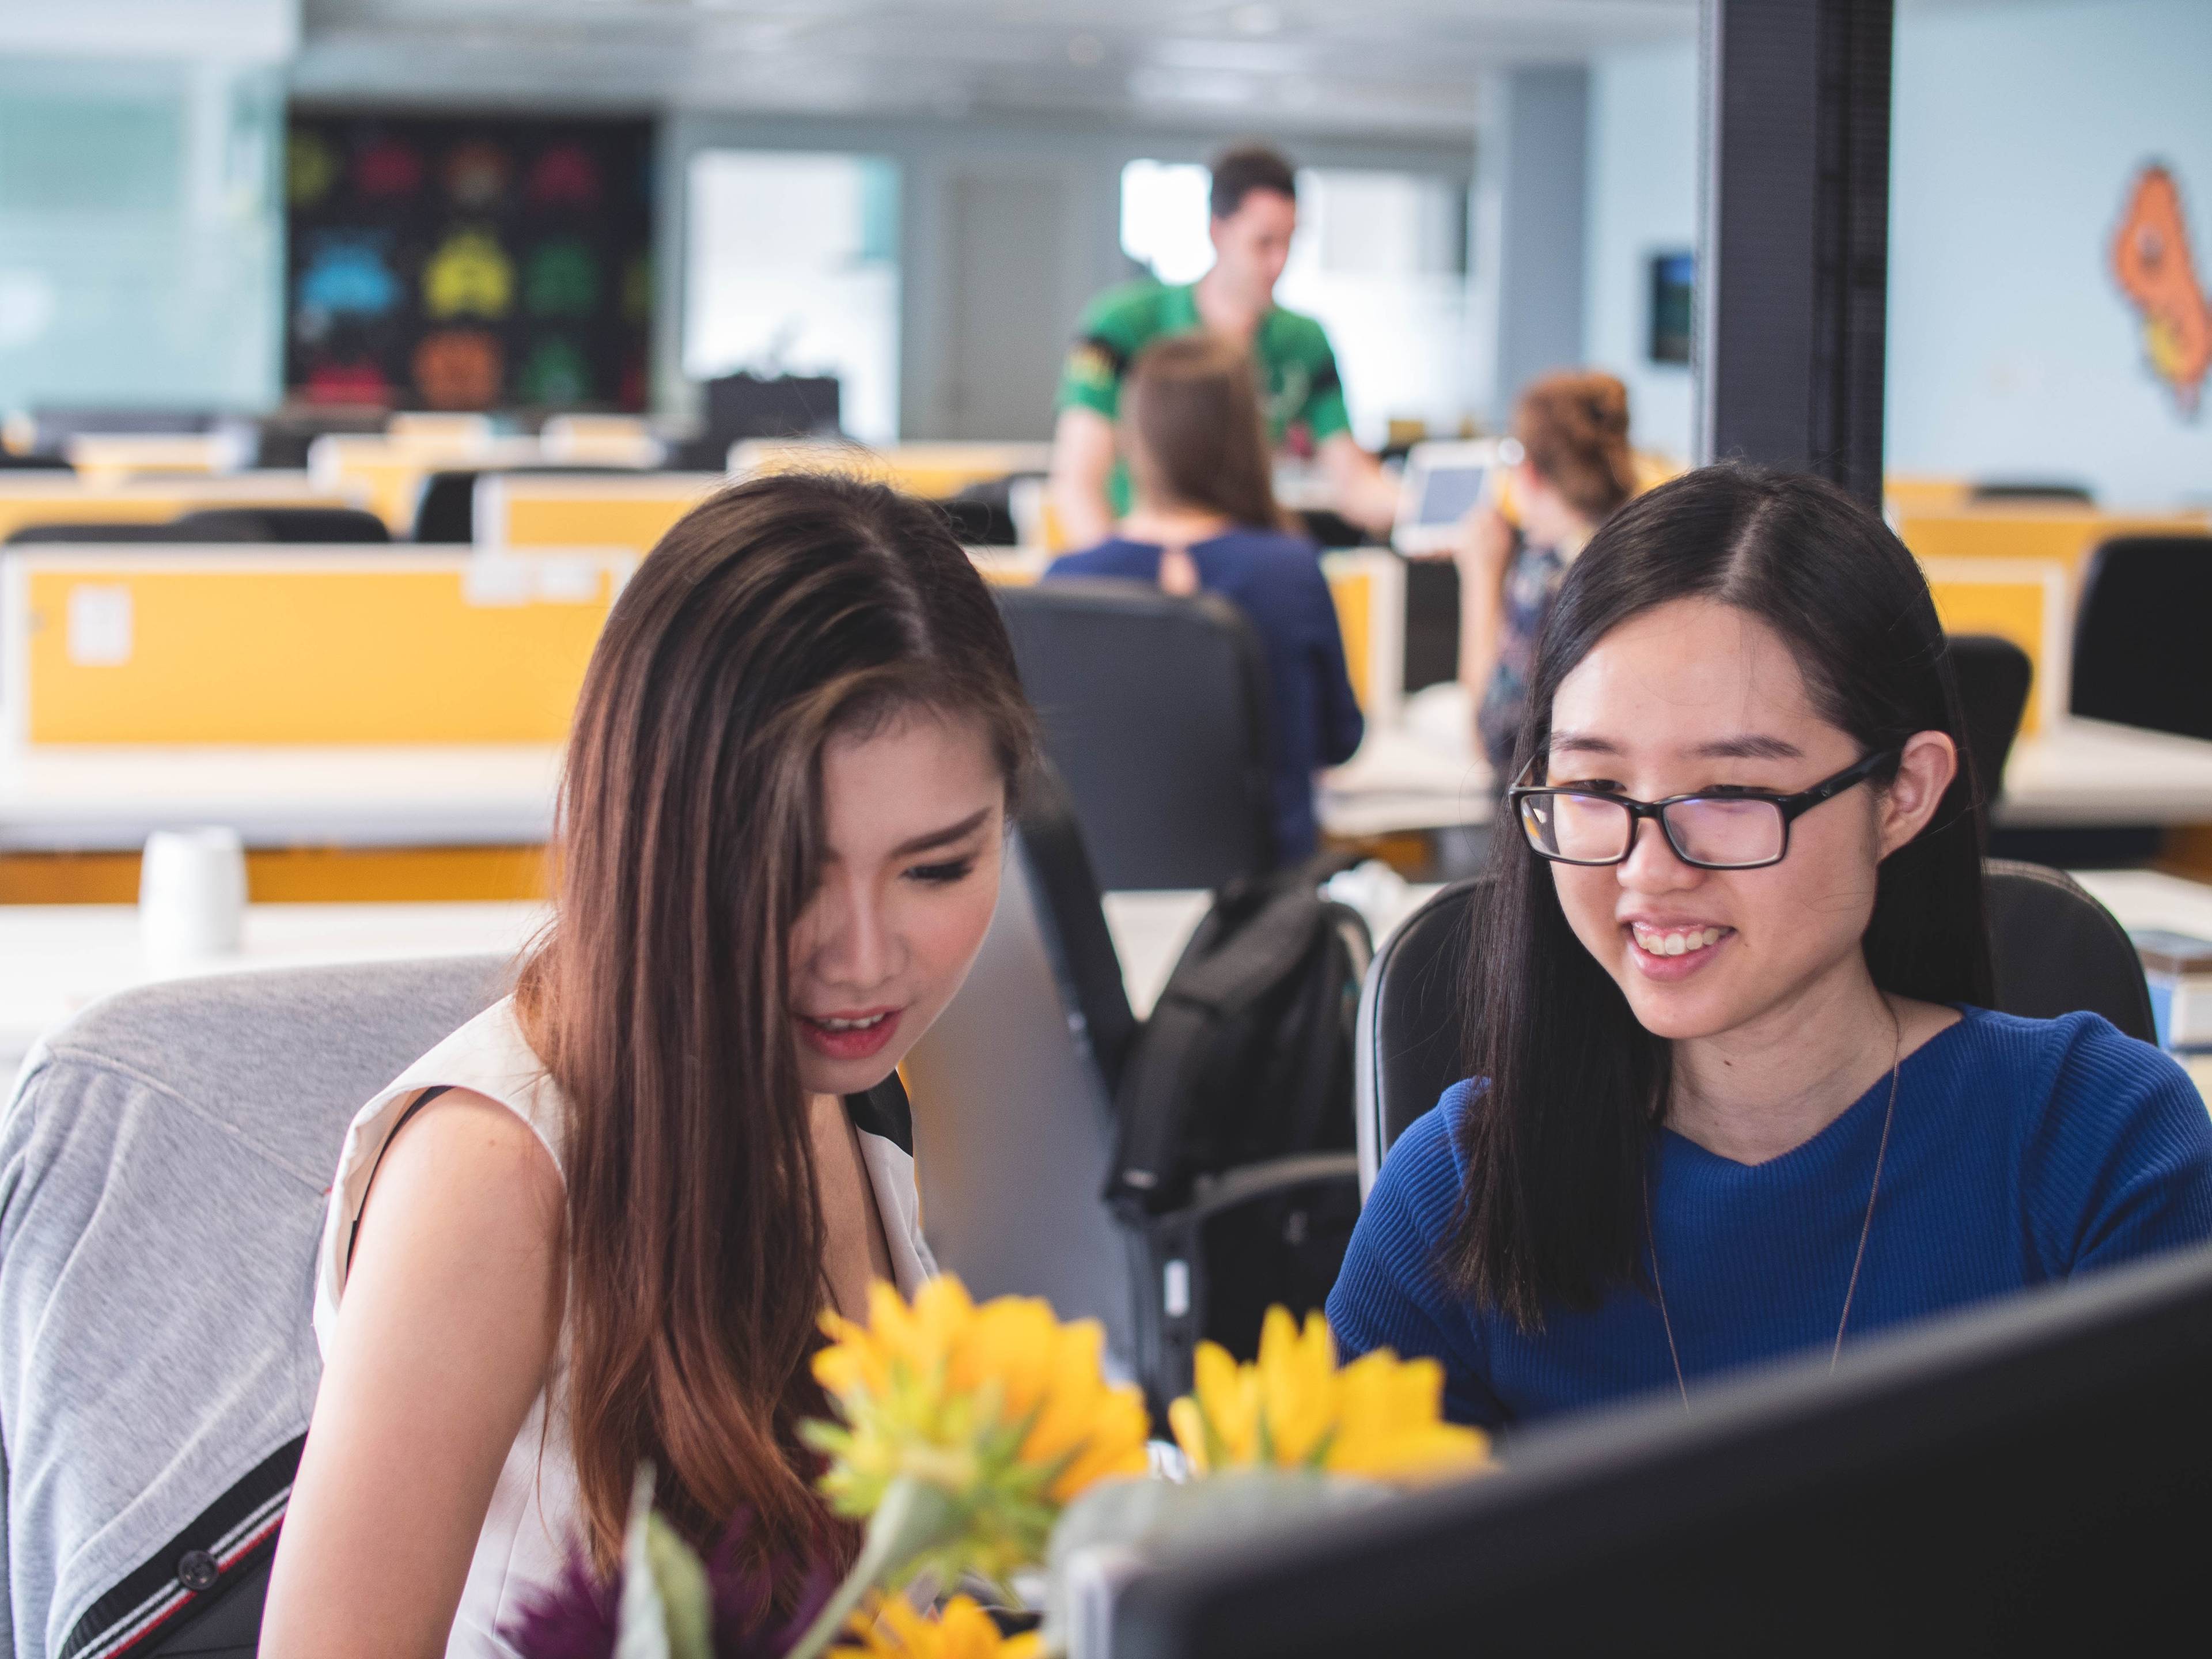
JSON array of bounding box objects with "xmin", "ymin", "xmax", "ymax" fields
[
  {"xmin": 1391, "ymin": 440, "xmax": 1499, "ymax": 557},
  {"xmin": 1107, "ymin": 1243, "xmax": 2212, "ymax": 1656}
]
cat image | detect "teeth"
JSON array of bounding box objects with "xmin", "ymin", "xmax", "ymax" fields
[
  {"xmin": 1632, "ymin": 925, "xmax": 1725, "ymax": 957},
  {"xmin": 816, "ymin": 1013, "xmax": 888, "ymax": 1031}
]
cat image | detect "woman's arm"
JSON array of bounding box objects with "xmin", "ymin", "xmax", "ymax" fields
[
  {"xmin": 1046, "ymin": 406, "xmax": 1119, "ymax": 552},
  {"xmin": 260, "ymin": 1091, "xmax": 565, "ymax": 1659},
  {"xmin": 1453, "ymin": 505, "xmax": 1516, "ymax": 722}
]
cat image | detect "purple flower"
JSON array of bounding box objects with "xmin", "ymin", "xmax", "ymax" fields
[{"xmin": 503, "ymin": 1505, "xmax": 838, "ymax": 1659}]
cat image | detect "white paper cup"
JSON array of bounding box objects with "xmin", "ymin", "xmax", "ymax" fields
[{"xmin": 140, "ymin": 827, "xmax": 248, "ymax": 967}]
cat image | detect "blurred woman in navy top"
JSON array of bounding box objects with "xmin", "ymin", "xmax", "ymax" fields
[
  {"xmin": 1045, "ymin": 333, "xmax": 1363, "ymax": 861},
  {"xmin": 1329, "ymin": 465, "xmax": 2212, "ymax": 1429}
]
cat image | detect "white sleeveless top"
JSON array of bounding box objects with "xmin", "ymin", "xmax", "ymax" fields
[{"xmin": 313, "ymin": 998, "xmax": 937, "ymax": 1657}]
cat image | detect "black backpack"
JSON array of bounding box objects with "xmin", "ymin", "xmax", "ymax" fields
[{"xmin": 1107, "ymin": 864, "xmax": 1372, "ymax": 1408}]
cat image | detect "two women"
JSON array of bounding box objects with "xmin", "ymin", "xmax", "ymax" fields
[
  {"xmin": 273, "ymin": 460, "xmax": 2212, "ymax": 1656},
  {"xmin": 1332, "ymin": 465, "xmax": 2212, "ymax": 1423}
]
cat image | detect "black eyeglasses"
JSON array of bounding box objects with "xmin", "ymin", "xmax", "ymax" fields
[{"xmin": 1508, "ymin": 748, "xmax": 1901, "ymax": 870}]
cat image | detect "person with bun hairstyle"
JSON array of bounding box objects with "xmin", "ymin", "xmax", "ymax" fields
[
  {"xmin": 1457, "ymin": 371, "xmax": 1638, "ymax": 776},
  {"xmin": 264, "ymin": 475, "xmax": 1036, "ymax": 1655},
  {"xmin": 1045, "ymin": 331, "xmax": 1363, "ymax": 863},
  {"xmin": 1330, "ymin": 464, "xmax": 2212, "ymax": 1429}
]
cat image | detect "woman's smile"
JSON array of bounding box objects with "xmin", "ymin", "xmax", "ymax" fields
[
  {"xmin": 794, "ymin": 1005, "xmax": 904, "ymax": 1062},
  {"xmin": 1624, "ymin": 919, "xmax": 1734, "ymax": 979}
]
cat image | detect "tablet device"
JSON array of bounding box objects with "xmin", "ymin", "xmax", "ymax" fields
[{"xmin": 1392, "ymin": 439, "xmax": 1502, "ymax": 556}]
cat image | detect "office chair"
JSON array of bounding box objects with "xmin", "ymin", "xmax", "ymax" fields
[
  {"xmin": 0, "ymin": 955, "xmax": 510, "ymax": 1658},
  {"xmin": 1969, "ymin": 480, "xmax": 2096, "ymax": 505},
  {"xmin": 169, "ymin": 506, "xmax": 391, "ymax": 544},
  {"xmin": 995, "ymin": 579, "xmax": 1278, "ymax": 891},
  {"xmin": 1354, "ymin": 862, "xmax": 2157, "ymax": 1191},
  {"xmin": 0, "ymin": 452, "xmax": 72, "ymax": 471},
  {"xmin": 2070, "ymin": 535, "xmax": 2212, "ymax": 743},
  {"xmin": 1946, "ymin": 634, "xmax": 2033, "ymax": 817}
]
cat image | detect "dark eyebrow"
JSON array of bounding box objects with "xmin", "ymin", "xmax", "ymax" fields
[
  {"xmin": 892, "ymin": 807, "xmax": 993, "ymax": 858},
  {"xmin": 1547, "ymin": 730, "xmax": 1620, "ymax": 755},
  {"xmin": 1690, "ymin": 734, "xmax": 1804, "ymax": 760}
]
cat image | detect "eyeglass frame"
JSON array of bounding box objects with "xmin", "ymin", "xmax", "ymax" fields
[{"xmin": 1505, "ymin": 745, "xmax": 1904, "ymax": 870}]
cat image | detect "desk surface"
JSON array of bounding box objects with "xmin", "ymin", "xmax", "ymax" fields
[
  {"xmin": 0, "ymin": 889, "xmax": 1229, "ymax": 1084},
  {"xmin": 4, "ymin": 715, "xmax": 2212, "ymax": 855}
]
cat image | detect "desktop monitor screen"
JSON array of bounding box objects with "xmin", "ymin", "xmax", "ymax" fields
[{"xmin": 1108, "ymin": 1243, "xmax": 2212, "ymax": 1657}]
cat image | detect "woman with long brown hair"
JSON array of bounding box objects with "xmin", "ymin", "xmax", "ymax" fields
[
  {"xmin": 262, "ymin": 475, "xmax": 1035, "ymax": 1656},
  {"xmin": 1045, "ymin": 331, "xmax": 1363, "ymax": 862}
]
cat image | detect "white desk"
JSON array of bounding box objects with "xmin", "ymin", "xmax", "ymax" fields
[
  {"xmin": 3, "ymin": 715, "xmax": 2209, "ymax": 860},
  {"xmin": 0, "ymin": 889, "xmax": 1233, "ymax": 1085},
  {"xmin": 0, "ymin": 745, "xmax": 560, "ymax": 851}
]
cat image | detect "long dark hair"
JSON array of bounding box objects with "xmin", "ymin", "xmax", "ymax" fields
[
  {"xmin": 1445, "ymin": 464, "xmax": 1993, "ymax": 1327},
  {"xmin": 1123, "ymin": 333, "xmax": 1289, "ymax": 533},
  {"xmin": 515, "ymin": 473, "xmax": 1034, "ymax": 1578}
]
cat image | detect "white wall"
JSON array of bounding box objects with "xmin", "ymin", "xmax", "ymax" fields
[
  {"xmin": 1583, "ymin": 41, "xmax": 1697, "ymax": 462},
  {"xmin": 1888, "ymin": 0, "xmax": 2212, "ymax": 505},
  {"xmin": 1583, "ymin": 1, "xmax": 2212, "ymax": 504}
]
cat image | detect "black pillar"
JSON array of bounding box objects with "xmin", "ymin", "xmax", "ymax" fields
[{"xmin": 1694, "ymin": 0, "xmax": 1893, "ymax": 506}]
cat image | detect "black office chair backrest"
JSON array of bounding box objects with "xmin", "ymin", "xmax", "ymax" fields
[
  {"xmin": 1946, "ymin": 634, "xmax": 2033, "ymax": 815},
  {"xmin": 1969, "ymin": 480, "xmax": 2096, "ymax": 505},
  {"xmin": 1355, "ymin": 861, "xmax": 2156, "ymax": 1189},
  {"xmin": 2071, "ymin": 535, "xmax": 2212, "ymax": 743},
  {"xmin": 996, "ymin": 578, "xmax": 1278, "ymax": 891},
  {"xmin": 413, "ymin": 469, "xmax": 479, "ymax": 542},
  {"xmin": 169, "ymin": 506, "xmax": 391, "ymax": 543},
  {"xmin": 5, "ymin": 520, "xmax": 217, "ymax": 544},
  {"xmin": 0, "ymin": 452, "xmax": 72, "ymax": 471}
]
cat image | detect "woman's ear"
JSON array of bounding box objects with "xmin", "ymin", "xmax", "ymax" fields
[{"xmin": 1877, "ymin": 730, "xmax": 1959, "ymax": 857}]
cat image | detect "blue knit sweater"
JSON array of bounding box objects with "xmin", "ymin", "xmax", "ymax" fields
[{"xmin": 1327, "ymin": 1007, "xmax": 2212, "ymax": 1428}]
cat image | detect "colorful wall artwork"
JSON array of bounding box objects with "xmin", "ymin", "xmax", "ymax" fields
[
  {"xmin": 286, "ymin": 113, "xmax": 654, "ymax": 412},
  {"xmin": 2112, "ymin": 162, "xmax": 2212, "ymax": 417}
]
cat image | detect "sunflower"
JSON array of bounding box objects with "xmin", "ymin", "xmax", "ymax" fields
[
  {"xmin": 1167, "ymin": 1307, "xmax": 1491, "ymax": 1482},
  {"xmin": 832, "ymin": 1595, "xmax": 1041, "ymax": 1659}
]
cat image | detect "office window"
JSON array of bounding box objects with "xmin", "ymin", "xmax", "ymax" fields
[
  {"xmin": 684, "ymin": 150, "xmax": 899, "ymax": 443},
  {"xmin": 1118, "ymin": 161, "xmax": 1472, "ymax": 449}
]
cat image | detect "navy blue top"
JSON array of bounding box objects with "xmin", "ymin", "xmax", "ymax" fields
[
  {"xmin": 1328, "ymin": 1007, "xmax": 2212, "ymax": 1428},
  {"xmin": 1046, "ymin": 529, "xmax": 1364, "ymax": 861}
]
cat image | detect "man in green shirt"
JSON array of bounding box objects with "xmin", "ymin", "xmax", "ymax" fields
[{"xmin": 1047, "ymin": 145, "xmax": 1402, "ymax": 550}]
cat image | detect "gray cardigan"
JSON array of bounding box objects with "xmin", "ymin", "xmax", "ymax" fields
[{"xmin": 0, "ymin": 957, "xmax": 506, "ymax": 1659}]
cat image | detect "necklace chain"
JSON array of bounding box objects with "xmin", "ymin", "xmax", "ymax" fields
[{"xmin": 1645, "ymin": 1006, "xmax": 1903, "ymax": 1410}]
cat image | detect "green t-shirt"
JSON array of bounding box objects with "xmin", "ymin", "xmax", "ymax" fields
[{"xmin": 1056, "ymin": 279, "xmax": 1353, "ymax": 513}]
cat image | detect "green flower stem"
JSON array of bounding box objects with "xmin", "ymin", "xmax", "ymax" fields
[{"xmin": 788, "ymin": 1476, "xmax": 965, "ymax": 1659}]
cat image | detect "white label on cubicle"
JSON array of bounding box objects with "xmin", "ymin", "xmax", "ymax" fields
[
  {"xmin": 67, "ymin": 585, "xmax": 132, "ymax": 666},
  {"xmin": 533, "ymin": 557, "xmax": 602, "ymax": 604},
  {"xmin": 462, "ymin": 557, "xmax": 533, "ymax": 608}
]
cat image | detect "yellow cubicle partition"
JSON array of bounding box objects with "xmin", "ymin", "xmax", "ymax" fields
[
  {"xmin": 3, "ymin": 548, "xmax": 631, "ymax": 746},
  {"xmin": 1921, "ymin": 557, "xmax": 2072, "ymax": 737},
  {"xmin": 0, "ymin": 475, "xmax": 366, "ymax": 544},
  {"xmin": 729, "ymin": 441, "xmax": 1052, "ymax": 502},
  {"xmin": 306, "ymin": 431, "xmax": 545, "ymax": 533},
  {"xmin": 1321, "ymin": 550, "xmax": 1406, "ymax": 725},
  {"xmin": 1895, "ymin": 505, "xmax": 2208, "ymax": 581},
  {"xmin": 474, "ymin": 472, "xmax": 726, "ymax": 555}
]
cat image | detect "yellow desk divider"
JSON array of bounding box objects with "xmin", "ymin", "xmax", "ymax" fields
[
  {"xmin": 475, "ymin": 472, "xmax": 726, "ymax": 556},
  {"xmin": 307, "ymin": 432, "xmax": 540, "ymax": 533},
  {"xmin": 0, "ymin": 474, "xmax": 366, "ymax": 544},
  {"xmin": 63, "ymin": 432, "xmax": 253, "ymax": 486},
  {"xmin": 729, "ymin": 440, "xmax": 1052, "ymax": 502},
  {"xmin": 1883, "ymin": 476, "xmax": 1972, "ymax": 518},
  {"xmin": 1920, "ymin": 556, "xmax": 2072, "ymax": 737},
  {"xmin": 1895, "ymin": 505, "xmax": 2209, "ymax": 585},
  {"xmin": 1321, "ymin": 549, "xmax": 1406, "ymax": 728},
  {"xmin": 3, "ymin": 547, "xmax": 633, "ymax": 747}
]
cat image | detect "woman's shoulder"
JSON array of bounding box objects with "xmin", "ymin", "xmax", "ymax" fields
[
  {"xmin": 1368, "ymin": 1080, "xmax": 1482, "ymax": 1225},
  {"xmin": 1199, "ymin": 527, "xmax": 1324, "ymax": 566},
  {"xmin": 1045, "ymin": 538, "xmax": 1153, "ymax": 579},
  {"xmin": 1941, "ymin": 1005, "xmax": 2206, "ymax": 1149}
]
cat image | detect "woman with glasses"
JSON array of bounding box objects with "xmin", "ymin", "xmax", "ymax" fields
[{"xmin": 1328, "ymin": 464, "xmax": 2212, "ymax": 1427}]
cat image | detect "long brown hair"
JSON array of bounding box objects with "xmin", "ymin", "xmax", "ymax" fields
[
  {"xmin": 1516, "ymin": 370, "xmax": 1635, "ymax": 522},
  {"xmin": 1122, "ymin": 333, "xmax": 1287, "ymax": 532},
  {"xmin": 516, "ymin": 473, "xmax": 1034, "ymax": 1577}
]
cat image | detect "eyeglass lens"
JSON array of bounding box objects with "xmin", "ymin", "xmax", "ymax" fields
[{"xmin": 1518, "ymin": 791, "xmax": 1787, "ymax": 868}]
